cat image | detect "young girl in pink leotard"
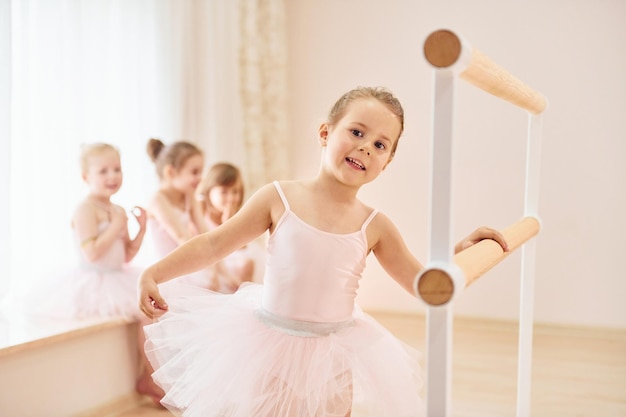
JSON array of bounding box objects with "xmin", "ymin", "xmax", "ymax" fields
[
  {"xmin": 144, "ymin": 138, "xmax": 215, "ymax": 290},
  {"xmin": 196, "ymin": 162, "xmax": 265, "ymax": 293},
  {"xmin": 27, "ymin": 143, "xmax": 163, "ymax": 404},
  {"xmin": 138, "ymin": 87, "xmax": 509, "ymax": 417}
]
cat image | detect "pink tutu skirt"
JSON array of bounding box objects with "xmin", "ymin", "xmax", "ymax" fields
[
  {"xmin": 25, "ymin": 264, "xmax": 142, "ymax": 320},
  {"xmin": 144, "ymin": 283, "xmax": 424, "ymax": 417}
]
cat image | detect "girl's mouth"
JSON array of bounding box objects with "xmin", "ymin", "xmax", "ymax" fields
[{"xmin": 346, "ymin": 157, "xmax": 365, "ymax": 171}]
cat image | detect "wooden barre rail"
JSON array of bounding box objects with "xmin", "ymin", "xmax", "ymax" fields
[
  {"xmin": 417, "ymin": 216, "xmax": 540, "ymax": 306},
  {"xmin": 423, "ymin": 29, "xmax": 547, "ymax": 114}
]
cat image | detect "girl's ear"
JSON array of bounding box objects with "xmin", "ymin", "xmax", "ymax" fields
[
  {"xmin": 318, "ymin": 123, "xmax": 329, "ymax": 147},
  {"xmin": 163, "ymin": 164, "xmax": 175, "ymax": 179}
]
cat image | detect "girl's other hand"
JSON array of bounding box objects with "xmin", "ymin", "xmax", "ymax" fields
[
  {"xmin": 132, "ymin": 206, "xmax": 148, "ymax": 230},
  {"xmin": 455, "ymin": 226, "xmax": 509, "ymax": 254}
]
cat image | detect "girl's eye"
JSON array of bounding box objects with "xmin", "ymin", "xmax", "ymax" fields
[
  {"xmin": 375, "ymin": 141, "xmax": 386, "ymax": 150},
  {"xmin": 351, "ymin": 129, "xmax": 363, "ymax": 138}
]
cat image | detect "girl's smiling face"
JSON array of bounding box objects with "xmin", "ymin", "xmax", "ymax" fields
[
  {"xmin": 83, "ymin": 149, "xmax": 123, "ymax": 198},
  {"xmin": 208, "ymin": 180, "xmax": 243, "ymax": 214},
  {"xmin": 319, "ymin": 98, "xmax": 401, "ymax": 186},
  {"xmin": 171, "ymin": 154, "xmax": 204, "ymax": 194}
]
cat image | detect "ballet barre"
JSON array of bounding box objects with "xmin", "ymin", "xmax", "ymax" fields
[
  {"xmin": 416, "ymin": 29, "xmax": 546, "ymax": 417},
  {"xmin": 418, "ymin": 216, "xmax": 540, "ymax": 306},
  {"xmin": 423, "ymin": 29, "xmax": 547, "ymax": 114}
]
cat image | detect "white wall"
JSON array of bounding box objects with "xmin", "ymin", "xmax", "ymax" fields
[
  {"xmin": 285, "ymin": 0, "xmax": 626, "ymax": 329},
  {"xmin": 0, "ymin": 0, "xmax": 10, "ymax": 297}
]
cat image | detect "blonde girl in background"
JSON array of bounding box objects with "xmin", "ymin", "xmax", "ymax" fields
[
  {"xmin": 144, "ymin": 138, "xmax": 214, "ymax": 289},
  {"xmin": 137, "ymin": 87, "xmax": 509, "ymax": 416},
  {"xmin": 196, "ymin": 162, "xmax": 265, "ymax": 293},
  {"xmin": 71, "ymin": 143, "xmax": 146, "ymax": 317},
  {"xmin": 27, "ymin": 143, "xmax": 164, "ymax": 404}
]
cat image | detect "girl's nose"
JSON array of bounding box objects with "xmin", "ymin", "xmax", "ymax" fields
[{"xmin": 358, "ymin": 146, "xmax": 371, "ymax": 156}]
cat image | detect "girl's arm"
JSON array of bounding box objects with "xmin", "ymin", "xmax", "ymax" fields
[
  {"xmin": 139, "ymin": 183, "xmax": 277, "ymax": 318},
  {"xmin": 148, "ymin": 192, "xmax": 198, "ymax": 244},
  {"xmin": 74, "ymin": 202, "xmax": 127, "ymax": 263},
  {"xmin": 370, "ymin": 213, "xmax": 508, "ymax": 297},
  {"xmin": 369, "ymin": 213, "xmax": 424, "ymax": 296},
  {"xmin": 124, "ymin": 206, "xmax": 148, "ymax": 262}
]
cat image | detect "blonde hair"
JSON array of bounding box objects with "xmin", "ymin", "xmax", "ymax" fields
[
  {"xmin": 79, "ymin": 143, "xmax": 120, "ymax": 174},
  {"xmin": 197, "ymin": 162, "xmax": 244, "ymax": 212},
  {"xmin": 327, "ymin": 86, "xmax": 404, "ymax": 157},
  {"xmin": 146, "ymin": 138, "xmax": 203, "ymax": 179}
]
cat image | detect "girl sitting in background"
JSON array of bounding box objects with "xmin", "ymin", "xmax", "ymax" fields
[
  {"xmin": 71, "ymin": 143, "xmax": 146, "ymax": 317},
  {"xmin": 28, "ymin": 142, "xmax": 163, "ymax": 404},
  {"xmin": 196, "ymin": 162, "xmax": 265, "ymax": 293},
  {"xmin": 144, "ymin": 138, "xmax": 214, "ymax": 289}
]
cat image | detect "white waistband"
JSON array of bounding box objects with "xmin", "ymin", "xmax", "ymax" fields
[{"xmin": 255, "ymin": 308, "xmax": 354, "ymax": 338}]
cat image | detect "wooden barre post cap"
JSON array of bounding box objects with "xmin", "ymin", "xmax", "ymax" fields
[
  {"xmin": 424, "ymin": 29, "xmax": 462, "ymax": 68},
  {"xmin": 417, "ymin": 268, "xmax": 454, "ymax": 306}
]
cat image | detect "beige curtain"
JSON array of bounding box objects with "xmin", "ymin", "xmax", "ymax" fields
[
  {"xmin": 238, "ymin": 0, "xmax": 290, "ymax": 192},
  {"xmin": 180, "ymin": 0, "xmax": 290, "ymax": 194}
]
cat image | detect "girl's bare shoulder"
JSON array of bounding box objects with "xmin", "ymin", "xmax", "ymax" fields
[
  {"xmin": 148, "ymin": 190, "xmax": 173, "ymax": 211},
  {"xmin": 367, "ymin": 209, "xmax": 394, "ymax": 229},
  {"xmin": 71, "ymin": 198, "xmax": 101, "ymax": 230},
  {"xmin": 244, "ymin": 181, "xmax": 302, "ymax": 227},
  {"xmin": 246, "ymin": 182, "xmax": 287, "ymax": 209},
  {"xmin": 271, "ymin": 179, "xmax": 307, "ymax": 192},
  {"xmin": 364, "ymin": 208, "xmax": 401, "ymax": 246},
  {"xmin": 72, "ymin": 197, "xmax": 97, "ymax": 218}
]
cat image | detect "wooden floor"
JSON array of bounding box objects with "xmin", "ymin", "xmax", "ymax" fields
[{"xmin": 99, "ymin": 311, "xmax": 626, "ymax": 417}]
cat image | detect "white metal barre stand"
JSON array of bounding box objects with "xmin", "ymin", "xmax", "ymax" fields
[{"xmin": 416, "ymin": 29, "xmax": 546, "ymax": 417}]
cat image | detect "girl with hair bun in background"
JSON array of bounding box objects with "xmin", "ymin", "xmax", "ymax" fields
[{"xmin": 144, "ymin": 138, "xmax": 215, "ymax": 290}]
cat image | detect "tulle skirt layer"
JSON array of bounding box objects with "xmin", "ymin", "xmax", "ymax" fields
[
  {"xmin": 25, "ymin": 265, "xmax": 142, "ymax": 320},
  {"xmin": 144, "ymin": 283, "xmax": 424, "ymax": 417}
]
